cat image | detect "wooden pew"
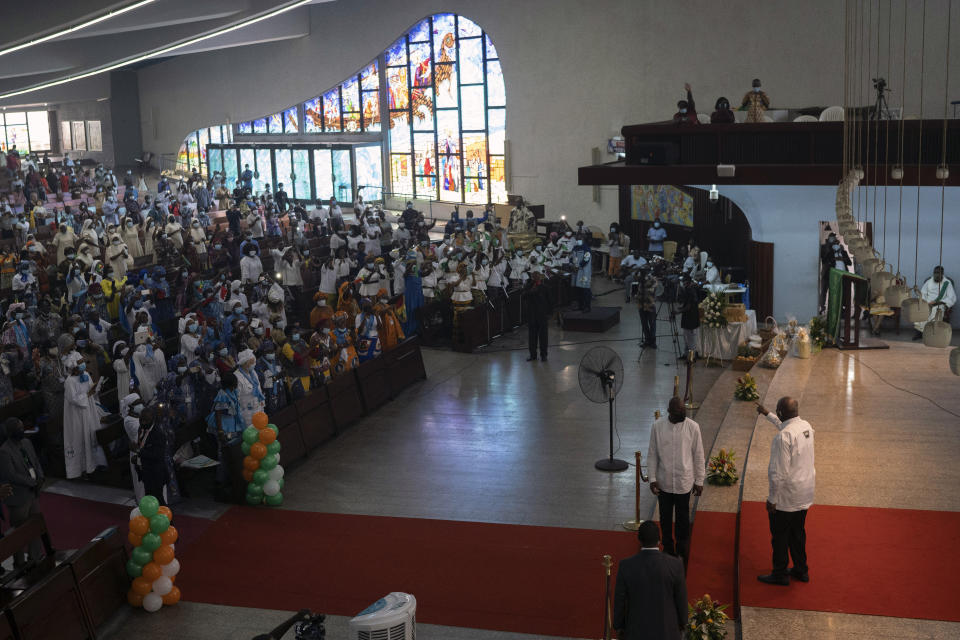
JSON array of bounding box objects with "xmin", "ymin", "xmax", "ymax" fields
[
  {"xmin": 66, "ymin": 528, "xmax": 128, "ymax": 633},
  {"xmin": 270, "ymin": 404, "xmax": 307, "ymax": 466},
  {"xmin": 354, "ymin": 356, "xmax": 392, "ymax": 412},
  {"xmin": 5, "ymin": 564, "xmax": 93, "ymax": 640},
  {"xmin": 384, "ymin": 337, "xmax": 427, "ymax": 397},
  {"xmin": 326, "ymin": 372, "xmax": 365, "ymax": 433},
  {"xmin": 93, "ymin": 418, "xmax": 130, "ymax": 489},
  {"xmin": 293, "ymin": 386, "xmax": 336, "ymax": 450}
]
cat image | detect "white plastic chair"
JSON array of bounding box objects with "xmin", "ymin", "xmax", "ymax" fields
[
  {"xmin": 762, "ymin": 114, "xmax": 775, "ymax": 122},
  {"xmin": 697, "ymin": 112, "xmax": 712, "ymax": 124},
  {"xmin": 819, "ymin": 106, "xmax": 845, "ymax": 121},
  {"xmin": 793, "ymin": 115, "xmax": 818, "ymax": 123}
]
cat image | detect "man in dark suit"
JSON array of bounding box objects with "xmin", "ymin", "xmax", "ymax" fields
[
  {"xmin": 522, "ymin": 271, "xmax": 553, "ymax": 361},
  {"xmin": 613, "ymin": 521, "xmax": 687, "ymax": 640},
  {"xmin": 0, "ymin": 418, "xmax": 45, "ymax": 566}
]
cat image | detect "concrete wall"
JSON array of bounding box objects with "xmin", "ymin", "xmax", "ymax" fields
[
  {"xmin": 53, "ymin": 97, "xmax": 114, "ymax": 166},
  {"xmin": 109, "ymin": 70, "xmax": 143, "ymax": 168}
]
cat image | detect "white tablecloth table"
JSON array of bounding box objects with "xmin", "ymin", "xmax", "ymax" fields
[{"xmin": 697, "ymin": 310, "xmax": 758, "ymax": 361}]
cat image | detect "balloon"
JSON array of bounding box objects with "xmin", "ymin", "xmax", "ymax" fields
[
  {"xmin": 152, "ymin": 576, "xmax": 173, "ymax": 596},
  {"xmin": 161, "ymin": 558, "xmax": 180, "ymax": 577},
  {"xmin": 132, "ymin": 576, "xmax": 153, "ymax": 596},
  {"xmin": 268, "ymin": 465, "xmax": 285, "ymax": 480},
  {"xmin": 267, "ymin": 424, "xmax": 278, "ymax": 436},
  {"xmin": 161, "ymin": 585, "xmax": 181, "ymax": 606},
  {"xmin": 243, "ymin": 468, "xmax": 254, "ymax": 482},
  {"xmin": 252, "ymin": 412, "xmax": 269, "ymax": 429},
  {"xmin": 263, "ymin": 480, "xmax": 280, "ymax": 496},
  {"xmin": 143, "ymin": 593, "xmax": 163, "ymax": 613},
  {"xmin": 153, "ymin": 545, "xmax": 175, "ymax": 566},
  {"xmin": 129, "ymin": 507, "xmax": 142, "ymax": 520},
  {"xmin": 139, "ymin": 495, "xmax": 160, "ymax": 518},
  {"xmin": 132, "ymin": 546, "xmax": 153, "ymax": 566},
  {"xmin": 242, "ymin": 426, "xmax": 260, "ymax": 445},
  {"xmin": 160, "ymin": 525, "xmax": 178, "ymax": 546},
  {"xmin": 252, "ymin": 469, "xmax": 269, "ymax": 485},
  {"xmin": 259, "ymin": 454, "xmax": 278, "ymax": 471},
  {"xmin": 127, "ymin": 589, "xmax": 145, "ymax": 607},
  {"xmin": 264, "ymin": 492, "xmax": 283, "ymax": 506},
  {"xmin": 149, "ymin": 514, "xmax": 170, "ymax": 534},
  {"xmin": 245, "ymin": 493, "xmax": 262, "ymax": 506},
  {"xmin": 278, "ymin": 478, "xmax": 285, "ymax": 491},
  {"xmin": 247, "ymin": 483, "xmax": 264, "ymax": 498},
  {"xmin": 241, "ymin": 442, "xmax": 251, "ymax": 455},
  {"xmin": 157, "ymin": 506, "xmax": 173, "ymax": 522},
  {"xmin": 128, "ymin": 531, "xmax": 143, "ymax": 547},
  {"xmin": 129, "ymin": 515, "xmax": 150, "ymax": 537},
  {"xmin": 274, "ymin": 453, "xmax": 280, "ymax": 464},
  {"xmin": 243, "ymin": 456, "xmax": 260, "ymax": 471},
  {"xmin": 141, "ymin": 562, "xmax": 162, "ymax": 582},
  {"xmin": 141, "ymin": 533, "xmax": 162, "ymax": 552},
  {"xmin": 250, "ymin": 442, "xmax": 267, "ymax": 460},
  {"xmin": 266, "ymin": 440, "xmax": 281, "ymax": 456},
  {"xmin": 258, "ymin": 428, "xmax": 276, "ymax": 445},
  {"xmin": 126, "ymin": 558, "xmax": 143, "ymax": 578}
]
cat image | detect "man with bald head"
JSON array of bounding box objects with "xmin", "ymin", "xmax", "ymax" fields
[
  {"xmin": 756, "ymin": 397, "xmax": 816, "ymax": 585},
  {"xmin": 647, "ymin": 397, "xmax": 705, "ymax": 559}
]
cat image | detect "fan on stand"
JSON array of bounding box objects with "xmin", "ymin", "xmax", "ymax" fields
[{"xmin": 578, "ymin": 346, "xmax": 627, "ymax": 471}]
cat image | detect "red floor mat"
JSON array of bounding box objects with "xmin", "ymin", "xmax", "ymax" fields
[
  {"xmin": 176, "ymin": 508, "xmax": 645, "ymax": 638},
  {"xmin": 739, "ymin": 501, "xmax": 960, "ymax": 621},
  {"xmin": 686, "ymin": 510, "xmax": 737, "ymax": 618}
]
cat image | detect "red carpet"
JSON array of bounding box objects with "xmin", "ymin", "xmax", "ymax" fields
[
  {"xmin": 739, "ymin": 501, "xmax": 960, "ymax": 621},
  {"xmin": 177, "ymin": 508, "xmax": 643, "ymax": 638},
  {"xmin": 686, "ymin": 510, "xmax": 737, "ymax": 618},
  {"xmin": 38, "ymin": 492, "xmax": 213, "ymax": 553}
]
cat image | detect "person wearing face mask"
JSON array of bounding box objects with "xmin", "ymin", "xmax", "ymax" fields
[
  {"xmin": 189, "ymin": 219, "xmax": 209, "ymax": 269},
  {"xmin": 310, "ymin": 293, "xmax": 335, "ymax": 331},
  {"xmin": 235, "ymin": 349, "xmax": 266, "ymax": 428},
  {"xmin": 710, "ymin": 96, "xmax": 736, "ymax": 124},
  {"xmin": 704, "ymin": 258, "xmax": 721, "ymax": 285},
  {"xmin": 53, "ymin": 222, "xmax": 77, "ymax": 264},
  {"xmin": 754, "ymin": 397, "xmax": 815, "ymax": 585},
  {"xmin": 62, "ymin": 352, "xmax": 108, "ymax": 479},
  {"xmin": 740, "ymin": 78, "xmax": 771, "ymax": 123},
  {"xmin": 180, "ymin": 315, "xmax": 203, "ymax": 362},
  {"xmin": 240, "ymin": 245, "xmax": 263, "ymax": 285},
  {"xmin": 120, "ymin": 393, "xmax": 148, "ymax": 502},
  {"xmin": 509, "ymin": 249, "xmax": 529, "ymax": 288},
  {"xmin": 607, "ymin": 223, "xmax": 629, "ymax": 279},
  {"xmin": 818, "ymin": 233, "xmax": 850, "ymax": 313},
  {"xmin": 0, "ymin": 417, "xmax": 46, "ymax": 566},
  {"xmin": 472, "ymin": 254, "xmax": 490, "ymax": 305},
  {"xmin": 281, "ymin": 327, "xmax": 313, "ymax": 397},
  {"xmin": 355, "ymin": 298, "xmax": 382, "ymax": 363},
  {"xmin": 2, "ymin": 304, "xmax": 31, "ymax": 360},
  {"xmin": 132, "ymin": 405, "xmax": 169, "ymax": 507},
  {"xmin": 131, "ymin": 330, "xmax": 167, "ymax": 403},
  {"xmin": 106, "ymin": 233, "xmax": 131, "ymax": 277},
  {"xmin": 206, "ymin": 371, "xmax": 242, "ymax": 494},
  {"xmin": 672, "ymin": 83, "xmax": 699, "ymax": 125},
  {"xmin": 646, "ymin": 218, "xmax": 667, "ymax": 255},
  {"xmin": 570, "ymin": 240, "xmax": 593, "ymax": 313},
  {"xmin": 113, "ymin": 341, "xmax": 133, "ymax": 402},
  {"xmin": 374, "ymin": 289, "xmax": 405, "ymax": 352},
  {"xmin": 164, "ymin": 215, "xmax": 184, "ymax": 252},
  {"xmin": 213, "ymin": 341, "xmax": 237, "ymax": 374},
  {"xmin": 256, "ymin": 342, "xmax": 287, "ymax": 413},
  {"xmin": 647, "ymin": 397, "xmax": 705, "ymax": 560},
  {"xmin": 31, "ymin": 298, "xmax": 62, "ymax": 346},
  {"xmin": 85, "ymin": 308, "xmax": 112, "ymax": 349}
]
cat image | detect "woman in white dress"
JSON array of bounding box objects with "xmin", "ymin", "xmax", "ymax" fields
[
  {"xmin": 62, "ymin": 352, "xmax": 107, "ymax": 479},
  {"xmin": 235, "ymin": 349, "xmax": 265, "ymax": 429},
  {"xmin": 122, "ymin": 217, "xmax": 143, "ymax": 258},
  {"xmin": 112, "ymin": 341, "xmax": 131, "ymax": 402},
  {"xmin": 121, "ymin": 392, "xmax": 146, "ymax": 502},
  {"xmin": 131, "ymin": 334, "xmax": 167, "ymax": 403}
]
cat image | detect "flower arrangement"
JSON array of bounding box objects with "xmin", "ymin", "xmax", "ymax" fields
[
  {"xmin": 808, "ymin": 315, "xmax": 829, "ymax": 350},
  {"xmin": 734, "ymin": 373, "xmax": 759, "ymax": 401},
  {"xmin": 699, "ymin": 292, "xmax": 728, "ymax": 329},
  {"xmin": 687, "ymin": 594, "xmax": 729, "ymax": 640},
  {"xmin": 707, "ymin": 449, "xmax": 738, "ymax": 486}
]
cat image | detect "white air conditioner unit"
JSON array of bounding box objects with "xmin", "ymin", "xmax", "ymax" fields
[{"xmin": 349, "ymin": 592, "xmax": 417, "ymax": 640}]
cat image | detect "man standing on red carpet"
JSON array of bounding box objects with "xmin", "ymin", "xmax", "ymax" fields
[
  {"xmin": 647, "ymin": 397, "xmax": 705, "ymax": 560},
  {"xmin": 756, "ymin": 397, "xmax": 815, "ymax": 586}
]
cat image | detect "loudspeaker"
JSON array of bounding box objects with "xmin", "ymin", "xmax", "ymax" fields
[{"xmin": 627, "ymin": 141, "xmax": 678, "ymax": 165}]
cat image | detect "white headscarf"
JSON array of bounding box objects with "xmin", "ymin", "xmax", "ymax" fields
[
  {"xmin": 120, "ymin": 392, "xmax": 141, "ymax": 416},
  {"xmin": 62, "ymin": 351, "xmax": 82, "ymax": 370},
  {"xmin": 237, "ymin": 349, "xmax": 255, "ymax": 366}
]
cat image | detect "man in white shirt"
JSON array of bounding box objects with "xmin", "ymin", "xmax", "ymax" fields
[
  {"xmin": 647, "ymin": 397, "xmax": 705, "ymax": 558},
  {"xmin": 755, "ymin": 397, "xmax": 815, "ymax": 585},
  {"xmin": 913, "ymin": 265, "xmax": 956, "ymax": 338}
]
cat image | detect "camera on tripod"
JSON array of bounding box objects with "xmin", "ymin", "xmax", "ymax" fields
[{"xmin": 872, "ymin": 77, "xmax": 888, "ymax": 92}]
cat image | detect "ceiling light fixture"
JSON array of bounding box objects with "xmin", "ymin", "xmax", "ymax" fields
[
  {"xmin": 0, "ymin": 0, "xmax": 312, "ymax": 101},
  {"xmin": 0, "ymin": 0, "xmax": 157, "ymax": 59}
]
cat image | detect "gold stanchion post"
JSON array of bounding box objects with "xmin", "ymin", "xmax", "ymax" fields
[
  {"xmin": 683, "ymin": 351, "xmax": 700, "ymax": 410},
  {"xmin": 622, "ymin": 411, "xmax": 654, "ymax": 531},
  {"xmin": 602, "ymin": 554, "xmax": 613, "ymax": 640}
]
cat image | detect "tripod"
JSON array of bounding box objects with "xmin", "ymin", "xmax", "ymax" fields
[
  {"xmin": 869, "ymin": 79, "xmax": 894, "ymax": 120},
  {"xmin": 638, "ymin": 300, "xmax": 682, "ymax": 361}
]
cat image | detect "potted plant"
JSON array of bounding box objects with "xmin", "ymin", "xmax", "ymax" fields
[
  {"xmin": 687, "ymin": 594, "xmax": 729, "ymax": 639},
  {"xmin": 733, "ymin": 374, "xmax": 759, "ymax": 401},
  {"xmin": 706, "ymin": 449, "xmax": 738, "ymax": 486}
]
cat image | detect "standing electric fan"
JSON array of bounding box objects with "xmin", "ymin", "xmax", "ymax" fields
[{"xmin": 578, "ymin": 346, "xmax": 627, "ymax": 471}]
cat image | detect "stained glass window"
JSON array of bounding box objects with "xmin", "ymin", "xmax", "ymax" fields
[
  {"xmin": 303, "ymin": 97, "xmax": 323, "ymax": 132},
  {"xmin": 389, "ymin": 112, "xmax": 411, "ymax": 153},
  {"xmin": 488, "ymin": 109, "xmax": 505, "ymax": 154},
  {"xmin": 313, "ymin": 149, "xmax": 333, "ymax": 201},
  {"xmin": 255, "ymin": 149, "xmax": 273, "ymax": 193},
  {"xmin": 323, "ymin": 90, "xmax": 340, "ymax": 132},
  {"xmin": 187, "ymin": 135, "xmax": 200, "ymax": 173},
  {"xmin": 283, "ymin": 107, "xmax": 298, "ymax": 133},
  {"xmin": 459, "ymin": 38, "xmax": 484, "ymax": 84},
  {"xmin": 223, "ymin": 149, "xmax": 238, "ymax": 187},
  {"xmin": 458, "ymin": 16, "xmax": 481, "ymax": 38},
  {"xmin": 409, "ymin": 18, "xmax": 430, "ymax": 42},
  {"xmin": 391, "ymin": 155, "xmax": 413, "ymax": 197},
  {"xmin": 355, "ymin": 145, "xmax": 383, "ymax": 201},
  {"xmin": 209, "ymin": 148, "xmax": 222, "ymax": 177},
  {"xmin": 362, "ymin": 91, "xmax": 380, "ymax": 132},
  {"xmin": 387, "ymin": 67, "xmax": 409, "ymax": 111},
  {"xmin": 198, "ymin": 128, "xmax": 209, "ymax": 174},
  {"xmin": 253, "ymin": 119, "xmax": 267, "ymax": 134},
  {"xmin": 386, "ymin": 38, "xmax": 407, "ymax": 66},
  {"xmin": 210, "ymin": 126, "xmax": 221, "ymax": 144},
  {"xmin": 238, "ymin": 121, "xmax": 252, "ymax": 134},
  {"xmin": 411, "ymin": 87, "xmax": 434, "ymax": 130},
  {"xmin": 268, "ymin": 113, "xmax": 283, "ymax": 134},
  {"xmin": 360, "ymin": 62, "xmax": 378, "ymax": 90}
]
